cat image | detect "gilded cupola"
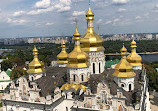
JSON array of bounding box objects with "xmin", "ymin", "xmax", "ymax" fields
[
  {"xmin": 27, "ymin": 45, "xmax": 45, "ymax": 74},
  {"xmin": 80, "ymin": 0, "xmax": 105, "ymax": 52},
  {"xmin": 67, "ymin": 26, "xmax": 89, "ymax": 68},
  {"xmin": 57, "ymin": 40, "xmax": 68, "ymax": 64},
  {"xmin": 127, "ymin": 35, "xmax": 142, "ymax": 67},
  {"xmin": 112, "ymin": 43, "xmax": 136, "ymax": 77}
]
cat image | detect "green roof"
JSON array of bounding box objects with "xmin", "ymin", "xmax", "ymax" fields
[
  {"xmin": 5, "ymin": 69, "xmax": 12, "ymax": 77},
  {"xmin": 106, "ymin": 59, "xmax": 120, "ymax": 68}
]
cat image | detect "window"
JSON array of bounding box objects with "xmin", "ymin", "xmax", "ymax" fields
[
  {"xmin": 32, "ymin": 77, "xmax": 34, "ymax": 81},
  {"xmin": 121, "ymin": 84, "xmax": 124, "ymax": 87},
  {"xmin": 81, "ymin": 75, "xmax": 84, "ymax": 81},
  {"xmin": 99, "ymin": 63, "xmax": 101, "ymax": 73},
  {"xmin": 66, "ymin": 107, "xmax": 68, "ymax": 111},
  {"xmin": 93, "ymin": 63, "xmax": 95, "ymax": 74},
  {"xmin": 129, "ymin": 84, "xmax": 132, "ymax": 91},
  {"xmin": 73, "ymin": 75, "xmax": 76, "ymax": 82}
]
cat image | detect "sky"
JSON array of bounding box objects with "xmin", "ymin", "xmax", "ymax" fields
[{"xmin": 0, "ymin": 0, "xmax": 158, "ymax": 38}]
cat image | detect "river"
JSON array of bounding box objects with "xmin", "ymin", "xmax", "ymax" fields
[{"xmin": 107, "ymin": 54, "xmax": 158, "ymax": 63}]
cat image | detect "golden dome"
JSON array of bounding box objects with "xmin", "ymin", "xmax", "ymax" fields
[
  {"xmin": 27, "ymin": 45, "xmax": 45, "ymax": 74},
  {"xmin": 113, "ymin": 44, "xmax": 136, "ymax": 77},
  {"xmin": 80, "ymin": 1, "xmax": 105, "ymax": 52},
  {"xmin": 127, "ymin": 38, "xmax": 142, "ymax": 67},
  {"xmin": 60, "ymin": 83, "xmax": 86, "ymax": 91},
  {"xmin": 67, "ymin": 27, "xmax": 89, "ymax": 68},
  {"xmin": 86, "ymin": 2, "xmax": 94, "ymax": 18},
  {"xmin": 57, "ymin": 40, "xmax": 68, "ymax": 64},
  {"xmin": 120, "ymin": 43, "xmax": 127, "ymax": 56}
]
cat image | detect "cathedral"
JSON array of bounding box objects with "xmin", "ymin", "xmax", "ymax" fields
[{"xmin": 2, "ymin": 1, "xmax": 151, "ymax": 111}]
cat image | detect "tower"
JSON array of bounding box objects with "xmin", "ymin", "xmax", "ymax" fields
[
  {"xmin": 113, "ymin": 43, "xmax": 136, "ymax": 91},
  {"xmin": 67, "ymin": 26, "xmax": 90, "ymax": 84},
  {"xmin": 57, "ymin": 40, "xmax": 68, "ymax": 67},
  {"xmin": 127, "ymin": 34, "xmax": 142, "ymax": 70},
  {"xmin": 80, "ymin": 1, "xmax": 105, "ymax": 74},
  {"xmin": 27, "ymin": 45, "xmax": 45, "ymax": 81}
]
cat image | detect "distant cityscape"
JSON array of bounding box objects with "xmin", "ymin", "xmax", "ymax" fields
[{"xmin": 0, "ymin": 33, "xmax": 158, "ymax": 45}]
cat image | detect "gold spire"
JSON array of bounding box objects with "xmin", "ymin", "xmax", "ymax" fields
[
  {"xmin": 57, "ymin": 40, "xmax": 68, "ymax": 64},
  {"xmin": 127, "ymin": 34, "xmax": 142, "ymax": 67},
  {"xmin": 112, "ymin": 43, "xmax": 136, "ymax": 77},
  {"xmin": 80, "ymin": 1, "xmax": 104, "ymax": 52},
  {"xmin": 27, "ymin": 45, "xmax": 45, "ymax": 74},
  {"xmin": 67, "ymin": 26, "xmax": 89, "ymax": 68}
]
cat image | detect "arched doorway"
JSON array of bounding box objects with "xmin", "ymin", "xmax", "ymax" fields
[
  {"xmin": 81, "ymin": 75, "xmax": 84, "ymax": 81},
  {"xmin": 73, "ymin": 75, "xmax": 76, "ymax": 82},
  {"xmin": 93, "ymin": 63, "xmax": 95, "ymax": 74},
  {"xmin": 99, "ymin": 62, "xmax": 101, "ymax": 73},
  {"xmin": 66, "ymin": 107, "xmax": 68, "ymax": 111},
  {"xmin": 129, "ymin": 84, "xmax": 132, "ymax": 91}
]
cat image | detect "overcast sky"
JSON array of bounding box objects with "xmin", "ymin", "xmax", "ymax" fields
[{"xmin": 0, "ymin": 0, "xmax": 158, "ymax": 38}]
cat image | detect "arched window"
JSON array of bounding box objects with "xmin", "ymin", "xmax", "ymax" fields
[
  {"xmin": 73, "ymin": 75, "xmax": 76, "ymax": 82},
  {"xmin": 32, "ymin": 77, "xmax": 34, "ymax": 81},
  {"xmin": 99, "ymin": 62, "xmax": 101, "ymax": 73},
  {"xmin": 121, "ymin": 84, "xmax": 124, "ymax": 87},
  {"xmin": 81, "ymin": 75, "xmax": 84, "ymax": 81},
  {"xmin": 93, "ymin": 63, "xmax": 95, "ymax": 74},
  {"xmin": 66, "ymin": 107, "xmax": 68, "ymax": 111},
  {"xmin": 129, "ymin": 84, "xmax": 132, "ymax": 91}
]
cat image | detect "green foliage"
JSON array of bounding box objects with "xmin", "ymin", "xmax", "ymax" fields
[
  {"xmin": 147, "ymin": 71, "xmax": 158, "ymax": 92},
  {"xmin": 1, "ymin": 60, "xmax": 12, "ymax": 71},
  {"xmin": 146, "ymin": 61, "xmax": 158, "ymax": 91},
  {"xmin": 0, "ymin": 102, "xmax": 2, "ymax": 107},
  {"xmin": 103, "ymin": 40, "xmax": 158, "ymax": 53},
  {"xmin": 10, "ymin": 67, "xmax": 28, "ymax": 80}
]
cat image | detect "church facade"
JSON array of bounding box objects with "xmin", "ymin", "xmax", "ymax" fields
[{"xmin": 2, "ymin": 1, "xmax": 151, "ymax": 111}]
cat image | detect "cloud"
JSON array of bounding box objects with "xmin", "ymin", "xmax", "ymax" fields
[
  {"xmin": 113, "ymin": 18, "xmax": 120, "ymax": 22},
  {"xmin": 113, "ymin": 0, "xmax": 130, "ymax": 4},
  {"xmin": 35, "ymin": 0, "xmax": 51, "ymax": 8},
  {"xmin": 96, "ymin": 19, "xmax": 102, "ymax": 24},
  {"xmin": 7, "ymin": 18, "xmax": 27, "ymax": 24},
  {"xmin": 46, "ymin": 22, "xmax": 54, "ymax": 25},
  {"xmin": 27, "ymin": 6, "xmax": 54, "ymax": 15},
  {"xmin": 60, "ymin": 0, "xmax": 72, "ymax": 6},
  {"xmin": 13, "ymin": 11, "xmax": 26, "ymax": 17},
  {"xmin": 135, "ymin": 16, "xmax": 141, "ymax": 19},
  {"xmin": 72, "ymin": 11, "xmax": 85, "ymax": 16},
  {"xmin": 118, "ymin": 8, "xmax": 126, "ymax": 12},
  {"xmin": 27, "ymin": 0, "xmax": 72, "ymax": 15},
  {"xmin": 105, "ymin": 20, "xmax": 112, "ymax": 24},
  {"xmin": 153, "ymin": 4, "xmax": 158, "ymax": 12}
]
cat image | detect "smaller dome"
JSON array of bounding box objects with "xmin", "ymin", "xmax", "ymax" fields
[
  {"xmin": 131, "ymin": 39, "xmax": 137, "ymax": 48},
  {"xmin": 113, "ymin": 44, "xmax": 136, "ymax": 77},
  {"xmin": 120, "ymin": 43, "xmax": 127, "ymax": 56},
  {"xmin": 57, "ymin": 40, "xmax": 68, "ymax": 64},
  {"xmin": 86, "ymin": 7, "xmax": 94, "ymax": 17},
  {"xmin": 67, "ymin": 27, "xmax": 89, "ymax": 68},
  {"xmin": 127, "ymin": 39, "xmax": 142, "ymax": 67},
  {"xmin": 27, "ymin": 45, "xmax": 45, "ymax": 74},
  {"xmin": 127, "ymin": 51, "xmax": 142, "ymax": 66}
]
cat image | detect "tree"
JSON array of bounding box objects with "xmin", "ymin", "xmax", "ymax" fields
[
  {"xmin": 10, "ymin": 67, "xmax": 28, "ymax": 80},
  {"xmin": 1, "ymin": 60, "xmax": 12, "ymax": 71}
]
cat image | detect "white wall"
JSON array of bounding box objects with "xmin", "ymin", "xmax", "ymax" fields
[
  {"xmin": 114, "ymin": 77, "xmax": 134, "ymax": 92},
  {"xmin": 0, "ymin": 71, "xmax": 11, "ymax": 90},
  {"xmin": 69, "ymin": 67, "xmax": 90, "ymax": 84},
  {"xmin": 88, "ymin": 51, "xmax": 105, "ymax": 74}
]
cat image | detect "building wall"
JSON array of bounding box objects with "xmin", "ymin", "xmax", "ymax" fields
[
  {"xmin": 0, "ymin": 71, "xmax": 11, "ymax": 90},
  {"xmin": 114, "ymin": 77, "xmax": 134, "ymax": 91},
  {"xmin": 69, "ymin": 67, "xmax": 90, "ymax": 84},
  {"xmin": 88, "ymin": 51, "xmax": 105, "ymax": 75}
]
